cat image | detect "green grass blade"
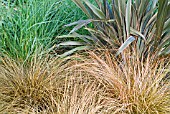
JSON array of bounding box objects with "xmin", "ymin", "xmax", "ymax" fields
[
  {"xmin": 156, "ymin": 0, "xmax": 168, "ymax": 41},
  {"xmin": 116, "ymin": 36, "xmax": 135, "ymax": 56},
  {"xmin": 58, "ymin": 46, "xmax": 90, "ymax": 58},
  {"xmin": 57, "ymin": 41, "xmax": 83, "ymax": 47},
  {"xmin": 130, "ymin": 27, "xmax": 146, "ymax": 40},
  {"xmin": 84, "ymin": 0, "xmax": 105, "ymax": 19},
  {"xmin": 125, "ymin": 0, "xmax": 132, "ymax": 37},
  {"xmin": 72, "ymin": 0, "xmax": 91, "ymax": 18}
]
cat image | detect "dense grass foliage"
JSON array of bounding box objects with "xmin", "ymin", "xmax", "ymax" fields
[
  {"xmin": 79, "ymin": 51, "xmax": 170, "ymax": 113},
  {"xmin": 0, "ymin": 54, "xmax": 110, "ymax": 113},
  {"xmin": 0, "ymin": 0, "xmax": 170, "ymax": 113},
  {"xmin": 0, "ymin": 0, "xmax": 87, "ymax": 61},
  {"xmin": 0, "ymin": 52, "xmax": 169, "ymax": 113}
]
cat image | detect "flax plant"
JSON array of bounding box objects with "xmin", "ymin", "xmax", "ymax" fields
[{"xmin": 59, "ymin": 0, "xmax": 170, "ymax": 60}]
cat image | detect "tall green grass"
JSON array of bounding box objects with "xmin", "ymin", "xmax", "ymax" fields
[{"xmin": 0, "ymin": 0, "xmax": 87, "ymax": 61}]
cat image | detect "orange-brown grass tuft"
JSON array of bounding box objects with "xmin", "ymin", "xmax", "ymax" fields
[
  {"xmin": 0, "ymin": 52, "xmax": 170, "ymax": 113},
  {"xmin": 0, "ymin": 54, "xmax": 121, "ymax": 113},
  {"xmin": 78, "ymin": 51, "xmax": 170, "ymax": 113},
  {"xmin": 0, "ymin": 55, "xmax": 71, "ymax": 113}
]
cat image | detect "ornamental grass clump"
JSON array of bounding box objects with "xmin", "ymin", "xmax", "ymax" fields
[
  {"xmin": 0, "ymin": 54, "xmax": 121, "ymax": 113},
  {"xmin": 0, "ymin": 51, "xmax": 169, "ymax": 113},
  {"xmin": 78, "ymin": 51, "xmax": 170, "ymax": 113},
  {"xmin": 0, "ymin": 54, "xmax": 70, "ymax": 113}
]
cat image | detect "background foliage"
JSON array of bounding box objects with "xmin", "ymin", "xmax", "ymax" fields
[{"xmin": 0, "ymin": 0, "xmax": 87, "ymax": 61}]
